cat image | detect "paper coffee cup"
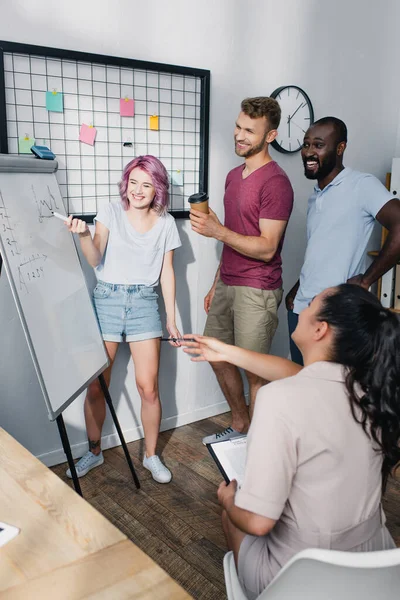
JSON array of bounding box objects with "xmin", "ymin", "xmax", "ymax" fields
[{"xmin": 188, "ymin": 192, "xmax": 209, "ymax": 214}]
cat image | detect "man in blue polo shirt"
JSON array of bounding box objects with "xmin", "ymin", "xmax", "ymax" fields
[{"xmin": 286, "ymin": 117, "xmax": 400, "ymax": 365}]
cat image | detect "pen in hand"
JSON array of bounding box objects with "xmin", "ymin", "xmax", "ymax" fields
[{"xmin": 160, "ymin": 337, "xmax": 195, "ymax": 342}]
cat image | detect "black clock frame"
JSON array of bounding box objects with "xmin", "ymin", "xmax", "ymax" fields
[{"xmin": 270, "ymin": 85, "xmax": 314, "ymax": 154}]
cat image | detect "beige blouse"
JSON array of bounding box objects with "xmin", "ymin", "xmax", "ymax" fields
[
  {"xmin": 235, "ymin": 361, "xmax": 382, "ymax": 533},
  {"xmin": 234, "ymin": 361, "xmax": 395, "ymax": 599}
]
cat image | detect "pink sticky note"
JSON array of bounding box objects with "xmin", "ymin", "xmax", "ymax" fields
[
  {"xmin": 120, "ymin": 98, "xmax": 135, "ymax": 117},
  {"xmin": 79, "ymin": 124, "xmax": 97, "ymax": 146}
]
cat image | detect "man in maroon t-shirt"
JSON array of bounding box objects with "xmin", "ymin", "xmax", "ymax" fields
[{"xmin": 190, "ymin": 97, "xmax": 294, "ymax": 444}]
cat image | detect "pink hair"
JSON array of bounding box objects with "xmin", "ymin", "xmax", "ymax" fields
[{"xmin": 118, "ymin": 156, "xmax": 169, "ymax": 215}]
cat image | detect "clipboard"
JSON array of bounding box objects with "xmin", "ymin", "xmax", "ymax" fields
[
  {"xmin": 206, "ymin": 435, "xmax": 247, "ymax": 485},
  {"xmin": 207, "ymin": 443, "xmax": 231, "ymax": 484}
]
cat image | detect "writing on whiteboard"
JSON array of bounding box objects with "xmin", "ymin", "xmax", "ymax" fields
[
  {"xmin": 0, "ymin": 188, "xmax": 48, "ymax": 294},
  {"xmin": 0, "ymin": 189, "xmax": 21, "ymax": 258},
  {"xmin": 33, "ymin": 184, "xmax": 61, "ymax": 223}
]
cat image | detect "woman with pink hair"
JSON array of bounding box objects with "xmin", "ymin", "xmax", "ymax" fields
[{"xmin": 65, "ymin": 156, "xmax": 181, "ymax": 484}]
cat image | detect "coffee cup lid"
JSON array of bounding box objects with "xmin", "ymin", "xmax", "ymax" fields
[{"xmin": 188, "ymin": 192, "xmax": 209, "ymax": 203}]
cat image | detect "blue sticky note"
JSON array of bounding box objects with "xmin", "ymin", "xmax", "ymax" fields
[
  {"xmin": 170, "ymin": 170, "xmax": 184, "ymax": 186},
  {"xmin": 46, "ymin": 91, "xmax": 64, "ymax": 113}
]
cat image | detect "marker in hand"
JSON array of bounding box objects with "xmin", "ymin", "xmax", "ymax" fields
[{"xmin": 52, "ymin": 211, "xmax": 69, "ymax": 222}]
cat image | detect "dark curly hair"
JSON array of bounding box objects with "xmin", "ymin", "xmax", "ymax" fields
[{"xmin": 317, "ymin": 283, "xmax": 400, "ymax": 492}]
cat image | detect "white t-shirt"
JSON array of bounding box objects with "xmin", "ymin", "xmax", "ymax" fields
[{"xmin": 94, "ymin": 202, "xmax": 181, "ymax": 286}]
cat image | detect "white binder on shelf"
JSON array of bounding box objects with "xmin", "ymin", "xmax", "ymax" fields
[
  {"xmin": 394, "ymin": 264, "xmax": 400, "ymax": 311},
  {"xmin": 379, "ymin": 158, "xmax": 400, "ymax": 309},
  {"xmin": 390, "ymin": 158, "xmax": 400, "ymax": 199},
  {"xmin": 380, "ymin": 267, "xmax": 395, "ymax": 308}
]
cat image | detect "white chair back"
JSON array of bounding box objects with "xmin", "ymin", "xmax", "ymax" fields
[{"xmin": 224, "ymin": 547, "xmax": 400, "ymax": 600}]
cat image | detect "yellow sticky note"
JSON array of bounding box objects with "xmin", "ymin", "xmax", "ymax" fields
[{"xmin": 149, "ymin": 115, "xmax": 159, "ymax": 131}]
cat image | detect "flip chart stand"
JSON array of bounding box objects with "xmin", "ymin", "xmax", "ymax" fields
[
  {"xmin": 56, "ymin": 380, "xmax": 141, "ymax": 496},
  {"xmin": 99, "ymin": 374, "xmax": 141, "ymax": 489},
  {"xmin": 0, "ymin": 154, "xmax": 140, "ymax": 496},
  {"xmin": 56, "ymin": 413, "xmax": 83, "ymax": 496}
]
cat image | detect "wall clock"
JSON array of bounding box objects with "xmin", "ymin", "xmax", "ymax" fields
[{"xmin": 270, "ymin": 86, "xmax": 314, "ymax": 154}]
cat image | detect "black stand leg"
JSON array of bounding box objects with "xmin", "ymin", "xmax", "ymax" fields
[
  {"xmin": 98, "ymin": 374, "xmax": 140, "ymax": 489},
  {"xmin": 56, "ymin": 414, "xmax": 83, "ymax": 497}
]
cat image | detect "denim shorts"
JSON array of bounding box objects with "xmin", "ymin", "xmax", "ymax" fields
[{"xmin": 93, "ymin": 280, "xmax": 162, "ymax": 343}]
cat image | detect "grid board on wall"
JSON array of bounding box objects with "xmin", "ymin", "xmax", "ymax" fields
[{"xmin": 0, "ymin": 42, "xmax": 210, "ymax": 220}]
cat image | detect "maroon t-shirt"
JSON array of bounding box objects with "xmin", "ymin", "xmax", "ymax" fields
[{"xmin": 220, "ymin": 161, "xmax": 294, "ymax": 290}]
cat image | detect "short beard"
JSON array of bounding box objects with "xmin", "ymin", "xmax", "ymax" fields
[
  {"xmin": 304, "ymin": 168, "xmax": 319, "ymax": 180},
  {"xmin": 303, "ymin": 154, "xmax": 337, "ymax": 181},
  {"xmin": 235, "ymin": 131, "xmax": 268, "ymax": 158}
]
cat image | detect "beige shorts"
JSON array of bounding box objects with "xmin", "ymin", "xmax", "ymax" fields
[{"xmin": 204, "ymin": 279, "xmax": 282, "ymax": 354}]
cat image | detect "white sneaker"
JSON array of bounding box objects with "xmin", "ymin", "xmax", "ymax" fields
[
  {"xmin": 66, "ymin": 451, "xmax": 104, "ymax": 479},
  {"xmin": 143, "ymin": 454, "xmax": 172, "ymax": 483}
]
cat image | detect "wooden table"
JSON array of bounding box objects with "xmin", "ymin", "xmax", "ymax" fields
[{"xmin": 0, "ymin": 428, "xmax": 191, "ymax": 599}]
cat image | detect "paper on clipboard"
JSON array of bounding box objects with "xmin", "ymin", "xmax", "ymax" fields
[
  {"xmin": 0, "ymin": 522, "xmax": 20, "ymax": 547},
  {"xmin": 207, "ymin": 436, "xmax": 247, "ymax": 486}
]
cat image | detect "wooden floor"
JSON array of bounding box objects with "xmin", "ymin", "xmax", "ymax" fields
[{"xmin": 52, "ymin": 412, "xmax": 400, "ymax": 600}]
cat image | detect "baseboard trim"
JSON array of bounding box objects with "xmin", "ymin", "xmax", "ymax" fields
[{"xmin": 38, "ymin": 400, "xmax": 230, "ymax": 467}]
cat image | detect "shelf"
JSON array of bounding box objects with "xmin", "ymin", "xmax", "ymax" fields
[
  {"xmin": 368, "ymin": 251, "xmax": 399, "ymax": 264},
  {"xmin": 390, "ymin": 307, "xmax": 400, "ymax": 314}
]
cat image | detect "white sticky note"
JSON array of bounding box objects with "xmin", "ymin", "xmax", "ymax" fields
[{"xmin": 170, "ymin": 170, "xmax": 184, "ymax": 186}]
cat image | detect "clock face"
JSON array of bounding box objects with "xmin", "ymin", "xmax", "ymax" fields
[{"xmin": 270, "ymin": 86, "xmax": 314, "ymax": 154}]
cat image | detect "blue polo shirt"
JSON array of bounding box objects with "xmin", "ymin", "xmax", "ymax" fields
[{"xmin": 294, "ymin": 167, "xmax": 393, "ymax": 314}]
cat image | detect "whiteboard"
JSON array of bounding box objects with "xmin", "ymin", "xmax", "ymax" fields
[{"xmin": 0, "ymin": 155, "xmax": 108, "ymax": 420}]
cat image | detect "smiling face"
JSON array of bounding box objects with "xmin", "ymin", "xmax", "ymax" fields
[
  {"xmin": 127, "ymin": 167, "xmax": 156, "ymax": 210},
  {"xmin": 234, "ymin": 111, "xmax": 276, "ymax": 158},
  {"xmin": 301, "ymin": 123, "xmax": 345, "ymax": 181}
]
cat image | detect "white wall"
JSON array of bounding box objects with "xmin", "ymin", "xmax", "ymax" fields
[
  {"xmin": 237, "ymin": 0, "xmax": 400, "ymax": 357},
  {"xmin": 1, "ymin": 0, "xmax": 400, "ymax": 463}
]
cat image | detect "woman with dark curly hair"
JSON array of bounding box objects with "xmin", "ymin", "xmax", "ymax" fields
[{"xmin": 183, "ymin": 284, "xmax": 400, "ymax": 599}]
